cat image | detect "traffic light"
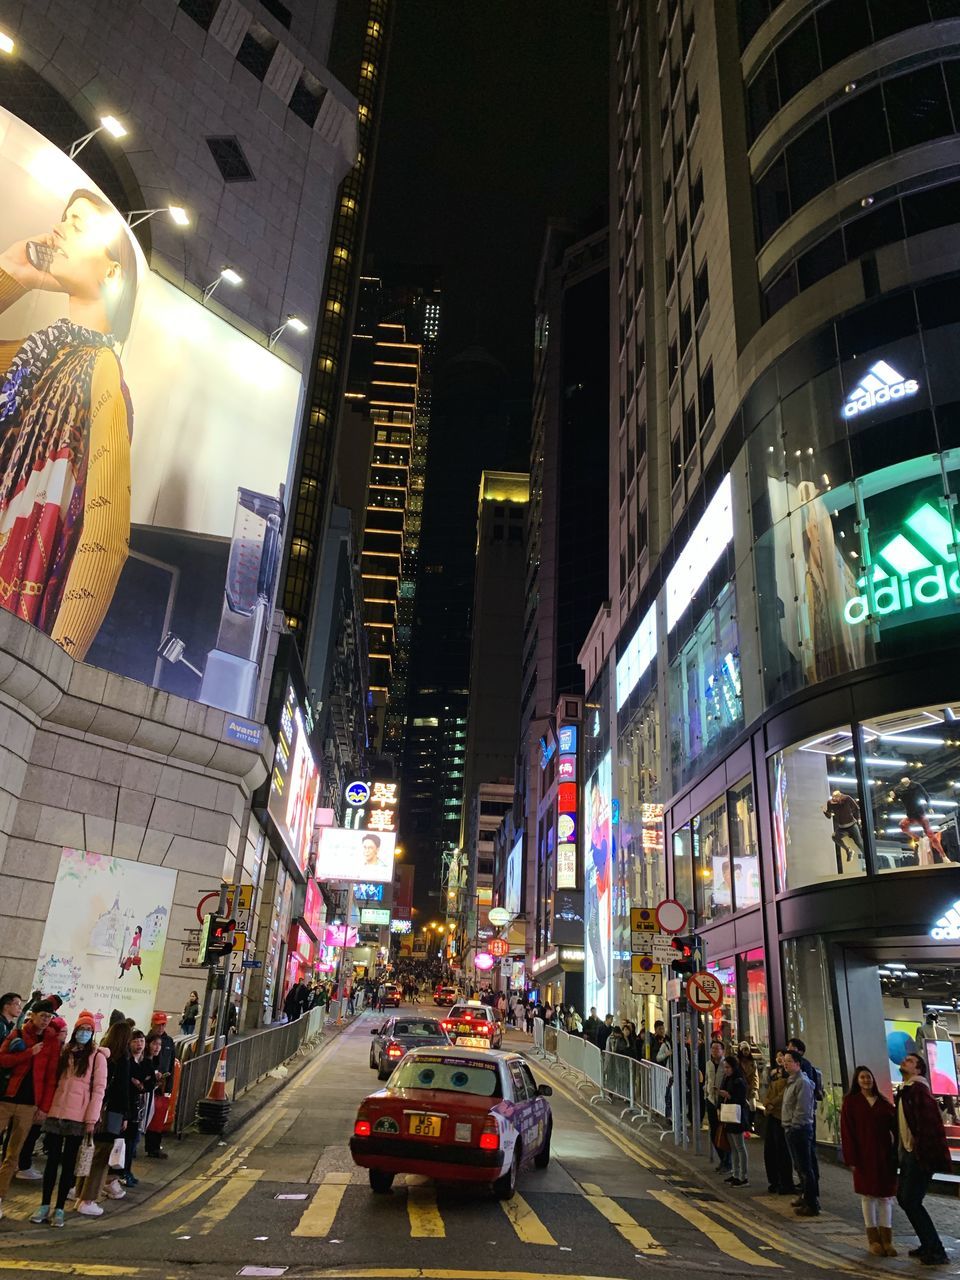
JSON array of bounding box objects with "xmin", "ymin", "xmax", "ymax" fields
[
  {"xmin": 198, "ymin": 913, "xmax": 235, "ymax": 964},
  {"xmin": 670, "ymin": 934, "xmax": 700, "ymax": 976}
]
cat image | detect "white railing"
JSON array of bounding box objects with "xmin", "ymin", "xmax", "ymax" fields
[{"xmin": 539, "ymin": 1029, "xmax": 671, "ymax": 1131}]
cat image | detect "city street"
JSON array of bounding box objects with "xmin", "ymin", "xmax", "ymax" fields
[{"xmin": 0, "ymin": 1009, "xmax": 854, "ymax": 1280}]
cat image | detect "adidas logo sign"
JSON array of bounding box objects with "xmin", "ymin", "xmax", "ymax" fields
[
  {"xmin": 842, "ymin": 360, "xmax": 919, "ymax": 419},
  {"xmin": 843, "ymin": 502, "xmax": 960, "ymax": 626},
  {"xmin": 931, "ymin": 900, "xmax": 960, "ymax": 941}
]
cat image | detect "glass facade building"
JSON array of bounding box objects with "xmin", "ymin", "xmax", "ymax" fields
[{"xmin": 592, "ymin": 0, "xmax": 960, "ymax": 1128}]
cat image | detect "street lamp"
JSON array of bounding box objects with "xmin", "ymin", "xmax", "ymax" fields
[
  {"xmin": 69, "ymin": 114, "xmax": 127, "ymax": 159},
  {"xmin": 268, "ymin": 315, "xmax": 308, "ymax": 348},
  {"xmin": 126, "ymin": 205, "xmax": 189, "ymax": 229},
  {"xmin": 202, "ymin": 266, "xmax": 243, "ymax": 303}
]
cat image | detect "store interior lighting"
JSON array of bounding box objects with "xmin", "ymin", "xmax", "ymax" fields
[{"xmin": 126, "ymin": 205, "xmax": 189, "ymax": 228}]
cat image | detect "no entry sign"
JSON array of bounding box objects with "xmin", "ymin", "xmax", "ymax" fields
[
  {"xmin": 686, "ymin": 970, "xmax": 724, "ymax": 1013},
  {"xmin": 655, "ymin": 898, "xmax": 688, "ymax": 935}
]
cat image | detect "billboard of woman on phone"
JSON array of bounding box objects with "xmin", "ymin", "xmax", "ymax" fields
[{"xmin": 0, "ymin": 189, "xmax": 138, "ymax": 661}]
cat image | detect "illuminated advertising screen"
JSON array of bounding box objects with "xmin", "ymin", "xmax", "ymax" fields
[
  {"xmin": 316, "ymin": 827, "xmax": 397, "ymax": 883},
  {"xmin": 301, "ymin": 878, "xmax": 323, "ymax": 938},
  {"xmin": 504, "ymin": 837, "xmax": 522, "ymax": 916},
  {"xmin": 557, "ymin": 843, "xmax": 577, "ymax": 889},
  {"xmin": 584, "ymin": 751, "xmax": 612, "ymax": 1015},
  {"xmin": 353, "ymin": 883, "xmax": 384, "ymax": 902},
  {"xmin": 323, "ymin": 924, "xmax": 358, "ymax": 949},
  {"xmin": 0, "ymin": 107, "xmax": 301, "ymax": 717},
  {"xmin": 558, "ymin": 725, "xmax": 577, "ymax": 754},
  {"xmin": 267, "ymin": 683, "xmax": 319, "ymax": 876},
  {"xmin": 390, "ymin": 918, "xmax": 412, "ymax": 934}
]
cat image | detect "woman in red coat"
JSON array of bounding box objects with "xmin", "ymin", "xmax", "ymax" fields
[{"xmin": 840, "ymin": 1065, "xmax": 898, "ymax": 1257}]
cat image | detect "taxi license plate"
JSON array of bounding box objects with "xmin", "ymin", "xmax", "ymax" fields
[
  {"xmin": 407, "ymin": 1113, "xmax": 442, "ymax": 1138},
  {"xmin": 457, "ymin": 1023, "xmax": 474, "ymax": 1034}
]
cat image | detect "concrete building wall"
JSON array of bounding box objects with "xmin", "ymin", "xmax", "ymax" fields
[{"xmin": 0, "ymin": 610, "xmax": 268, "ymax": 1015}]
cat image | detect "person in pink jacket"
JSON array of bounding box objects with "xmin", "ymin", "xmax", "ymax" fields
[{"xmin": 30, "ymin": 1011, "xmax": 107, "ymax": 1228}]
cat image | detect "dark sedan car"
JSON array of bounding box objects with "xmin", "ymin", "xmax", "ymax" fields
[{"xmin": 369, "ymin": 1015, "xmax": 451, "ymax": 1079}]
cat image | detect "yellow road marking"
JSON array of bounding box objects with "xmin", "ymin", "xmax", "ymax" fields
[
  {"xmin": 690, "ymin": 1199, "xmax": 875, "ymax": 1275},
  {"xmin": 0, "ymin": 1266, "xmax": 138, "ymax": 1276},
  {"xmin": 173, "ymin": 1167, "xmax": 263, "ymax": 1235},
  {"xmin": 650, "ymin": 1189, "xmax": 782, "ymax": 1269},
  {"xmin": 258, "ymin": 1107, "xmax": 299, "ymax": 1148},
  {"xmin": 296, "ymin": 1271, "xmax": 641, "ymax": 1280},
  {"xmin": 498, "ymin": 1190, "xmax": 557, "ymax": 1245},
  {"xmin": 542, "ymin": 1073, "xmax": 662, "ymax": 1169},
  {"xmin": 406, "ymin": 1182, "xmax": 445, "ymax": 1238},
  {"xmin": 580, "ymin": 1181, "xmax": 665, "ymax": 1255},
  {"xmin": 292, "ymin": 1173, "xmax": 350, "ymax": 1238}
]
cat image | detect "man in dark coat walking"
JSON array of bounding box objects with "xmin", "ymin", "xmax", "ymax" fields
[{"xmin": 896, "ymin": 1053, "xmax": 952, "ymax": 1266}]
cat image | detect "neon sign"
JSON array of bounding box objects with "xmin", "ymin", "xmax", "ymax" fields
[
  {"xmin": 842, "ymin": 360, "xmax": 919, "ymax": 419},
  {"xmin": 843, "ymin": 502, "xmax": 960, "ymax": 626}
]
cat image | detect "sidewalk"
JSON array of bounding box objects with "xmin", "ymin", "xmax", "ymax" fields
[
  {"xmin": 0, "ymin": 1011, "xmax": 356, "ymax": 1237},
  {"xmin": 518, "ymin": 1032, "xmax": 960, "ymax": 1273}
]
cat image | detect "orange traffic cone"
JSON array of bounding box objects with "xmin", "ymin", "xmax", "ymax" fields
[
  {"xmin": 206, "ymin": 1046, "xmax": 228, "ymax": 1101},
  {"xmin": 196, "ymin": 1045, "xmax": 231, "ymax": 1133}
]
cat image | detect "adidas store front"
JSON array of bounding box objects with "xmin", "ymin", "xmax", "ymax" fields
[{"xmin": 618, "ymin": 280, "xmax": 960, "ymax": 1149}]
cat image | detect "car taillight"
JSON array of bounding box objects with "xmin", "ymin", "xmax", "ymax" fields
[
  {"xmin": 479, "ymin": 1117, "xmax": 499, "ymax": 1151},
  {"xmin": 477, "ymin": 1022, "xmax": 490, "ymax": 1034},
  {"xmin": 440, "ymin": 1020, "xmax": 452, "ymax": 1033},
  {"xmin": 354, "ymin": 1118, "xmax": 371, "ymax": 1137},
  {"xmin": 386, "ymin": 1042, "xmax": 404, "ymax": 1058}
]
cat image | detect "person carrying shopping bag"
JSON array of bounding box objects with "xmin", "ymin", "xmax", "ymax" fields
[
  {"xmin": 30, "ymin": 1011, "xmax": 107, "ymax": 1228},
  {"xmin": 76, "ymin": 1021, "xmax": 132, "ymax": 1216},
  {"xmin": 840, "ymin": 1065, "xmax": 898, "ymax": 1257},
  {"xmin": 717, "ymin": 1054, "xmax": 750, "ymax": 1186}
]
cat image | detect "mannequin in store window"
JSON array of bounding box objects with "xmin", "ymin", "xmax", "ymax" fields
[
  {"xmin": 888, "ymin": 776, "xmax": 945, "ymax": 861},
  {"xmin": 823, "ymin": 790, "xmax": 864, "ymax": 870}
]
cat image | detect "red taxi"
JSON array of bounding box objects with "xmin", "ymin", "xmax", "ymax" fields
[
  {"xmin": 440, "ymin": 1002, "xmax": 503, "ymax": 1049},
  {"xmin": 349, "ymin": 1046, "xmax": 552, "ymax": 1199}
]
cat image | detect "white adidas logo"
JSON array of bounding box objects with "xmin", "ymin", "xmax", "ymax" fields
[
  {"xmin": 931, "ymin": 900, "xmax": 960, "ymax": 941},
  {"xmin": 842, "ymin": 360, "xmax": 919, "ymax": 419}
]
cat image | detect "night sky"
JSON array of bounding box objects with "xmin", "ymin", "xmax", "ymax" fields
[{"xmin": 367, "ymin": 1, "xmax": 609, "ymax": 384}]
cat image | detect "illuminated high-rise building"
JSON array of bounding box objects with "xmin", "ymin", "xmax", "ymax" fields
[{"xmin": 362, "ymin": 322, "xmax": 421, "ymax": 749}]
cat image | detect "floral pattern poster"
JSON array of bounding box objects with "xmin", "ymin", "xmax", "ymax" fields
[{"xmin": 32, "ymin": 849, "xmax": 176, "ymax": 1034}]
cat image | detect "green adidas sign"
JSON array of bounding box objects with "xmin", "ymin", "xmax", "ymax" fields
[{"xmin": 843, "ymin": 502, "xmax": 960, "ymax": 626}]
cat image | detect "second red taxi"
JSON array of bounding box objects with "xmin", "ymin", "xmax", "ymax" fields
[
  {"xmin": 440, "ymin": 1001, "xmax": 503, "ymax": 1049},
  {"xmin": 350, "ymin": 1045, "xmax": 552, "ymax": 1200}
]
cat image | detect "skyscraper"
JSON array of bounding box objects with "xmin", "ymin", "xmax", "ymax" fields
[
  {"xmin": 588, "ymin": 0, "xmax": 960, "ymax": 1075},
  {"xmin": 282, "ymin": 0, "xmax": 392, "ymax": 651},
  {"xmin": 344, "ymin": 269, "xmax": 442, "ymax": 756}
]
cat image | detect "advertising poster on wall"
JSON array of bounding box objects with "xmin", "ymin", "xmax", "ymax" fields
[
  {"xmin": 584, "ymin": 751, "xmax": 612, "ymax": 1015},
  {"xmin": 267, "ymin": 683, "xmax": 320, "ymax": 877},
  {"xmin": 316, "ymin": 827, "xmax": 397, "ymax": 883},
  {"xmin": 583, "ymin": 752, "xmax": 611, "ymax": 1013},
  {"xmin": 0, "ymin": 107, "xmax": 301, "ymax": 716},
  {"xmin": 504, "ymin": 838, "xmax": 522, "ymax": 916},
  {"xmin": 32, "ymin": 849, "xmax": 176, "ymax": 1033}
]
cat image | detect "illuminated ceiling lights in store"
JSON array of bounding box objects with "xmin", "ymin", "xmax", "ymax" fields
[{"xmin": 665, "ymin": 474, "xmax": 734, "ymax": 631}]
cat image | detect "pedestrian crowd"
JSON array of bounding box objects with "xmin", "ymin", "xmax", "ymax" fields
[{"xmin": 0, "ymin": 991, "xmax": 178, "ymax": 1229}]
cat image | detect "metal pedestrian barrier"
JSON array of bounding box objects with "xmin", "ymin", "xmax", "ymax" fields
[
  {"xmin": 174, "ymin": 1005, "xmax": 328, "ymax": 1137},
  {"xmin": 537, "ymin": 1028, "xmax": 672, "ymax": 1134}
]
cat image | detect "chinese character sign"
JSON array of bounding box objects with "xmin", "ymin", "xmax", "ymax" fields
[{"xmin": 368, "ymin": 780, "xmax": 399, "ymax": 833}]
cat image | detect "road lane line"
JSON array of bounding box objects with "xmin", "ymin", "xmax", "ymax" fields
[
  {"xmin": 258, "ymin": 1107, "xmax": 299, "ymax": 1148},
  {"xmin": 498, "ymin": 1190, "xmax": 557, "ymax": 1245},
  {"xmin": 174, "ymin": 1167, "xmax": 263, "ymax": 1235},
  {"xmin": 650, "ymin": 1189, "xmax": 782, "ymax": 1269},
  {"xmin": 540, "ymin": 1073, "xmax": 662, "ymax": 1169},
  {"xmin": 690, "ymin": 1199, "xmax": 873, "ymax": 1274},
  {"xmin": 580, "ymin": 1181, "xmax": 665, "ymax": 1255},
  {"xmin": 292, "ymin": 1173, "xmax": 350, "ymax": 1238},
  {"xmin": 406, "ymin": 1183, "xmax": 445, "ymax": 1238}
]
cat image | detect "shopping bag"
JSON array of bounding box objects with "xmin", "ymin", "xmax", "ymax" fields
[
  {"xmin": 109, "ymin": 1136, "xmax": 126, "ymax": 1167},
  {"xmin": 75, "ymin": 1136, "xmax": 94, "ymax": 1178},
  {"xmin": 715, "ymin": 1123, "xmax": 730, "ymax": 1152},
  {"xmin": 720, "ymin": 1102, "xmax": 741, "ymax": 1124}
]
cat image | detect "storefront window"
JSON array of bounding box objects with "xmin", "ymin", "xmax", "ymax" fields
[
  {"xmin": 859, "ymin": 706, "xmax": 960, "ymax": 871},
  {"xmin": 770, "ymin": 725, "xmax": 867, "ymax": 891},
  {"xmin": 673, "ymin": 824, "xmax": 694, "ymax": 912},
  {"xmin": 668, "ymin": 584, "xmax": 743, "ymax": 790},
  {"xmin": 706, "ymin": 957, "xmax": 737, "ymax": 1046},
  {"xmin": 693, "ymin": 795, "xmax": 732, "ymax": 925},
  {"xmin": 782, "ymin": 934, "xmax": 844, "ymax": 1144},
  {"xmin": 728, "ymin": 776, "xmax": 761, "ymax": 909},
  {"xmin": 742, "ymin": 948, "xmax": 769, "ymax": 1062},
  {"xmin": 618, "ymin": 695, "xmax": 666, "ymax": 909}
]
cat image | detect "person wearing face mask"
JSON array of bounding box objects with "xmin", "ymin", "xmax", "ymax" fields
[
  {"xmin": 30, "ymin": 1012, "xmax": 107, "ymax": 1228},
  {"xmin": 0, "ymin": 998, "xmax": 59, "ymax": 1216}
]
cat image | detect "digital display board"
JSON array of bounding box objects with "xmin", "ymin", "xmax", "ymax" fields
[{"xmin": 267, "ymin": 683, "xmax": 320, "ymax": 876}]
